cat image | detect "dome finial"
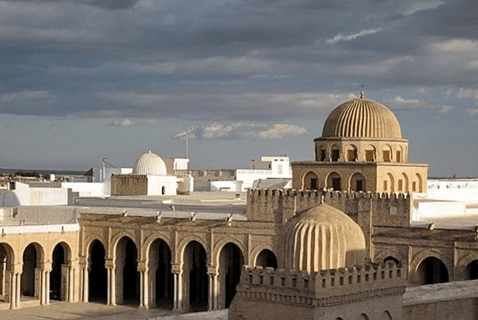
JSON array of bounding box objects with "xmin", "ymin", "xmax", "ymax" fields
[{"xmin": 360, "ymin": 84, "xmax": 365, "ymax": 99}]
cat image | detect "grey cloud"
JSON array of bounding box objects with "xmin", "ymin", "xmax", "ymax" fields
[{"xmin": 198, "ymin": 123, "xmax": 307, "ymax": 140}]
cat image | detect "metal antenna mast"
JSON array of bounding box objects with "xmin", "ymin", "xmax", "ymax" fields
[{"xmin": 174, "ymin": 127, "xmax": 195, "ymax": 158}]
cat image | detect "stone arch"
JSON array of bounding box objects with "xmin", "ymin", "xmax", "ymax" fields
[
  {"xmin": 374, "ymin": 249, "xmax": 401, "ymax": 264},
  {"xmin": 464, "ymin": 260, "xmax": 478, "ymax": 280},
  {"xmin": 88, "ymin": 239, "xmax": 107, "ymax": 302},
  {"xmin": 255, "ymin": 249, "xmax": 278, "ymax": 269},
  {"xmin": 359, "ymin": 314, "xmax": 370, "ymax": 320},
  {"xmin": 84, "ymin": 234, "xmax": 107, "ymax": 257},
  {"xmin": 148, "ymin": 238, "xmax": 173, "ymax": 309},
  {"xmin": 176, "ymin": 236, "xmax": 210, "ymax": 265},
  {"xmin": 415, "ymin": 173, "xmax": 423, "ymax": 193},
  {"xmin": 318, "ymin": 145, "xmax": 327, "ymax": 161},
  {"xmin": 382, "ymin": 144, "xmax": 392, "ymax": 162},
  {"xmin": 115, "ymin": 236, "xmax": 139, "ymax": 305},
  {"xmin": 349, "ymin": 172, "xmax": 366, "ymax": 192},
  {"xmin": 398, "ymin": 172, "xmax": 409, "ymax": 193},
  {"xmin": 364, "ymin": 145, "xmax": 376, "ymax": 162},
  {"xmin": 384, "ymin": 256, "xmax": 400, "ymax": 265},
  {"xmin": 412, "ymin": 253, "xmax": 449, "ymax": 285},
  {"xmin": 50, "ymin": 242, "xmax": 72, "ymax": 301},
  {"xmin": 183, "ymin": 240, "xmax": 208, "ymax": 311},
  {"xmin": 330, "ymin": 144, "xmax": 340, "ymax": 162},
  {"xmin": 143, "ymin": 233, "xmax": 172, "ymax": 261},
  {"xmin": 396, "ymin": 145, "xmax": 403, "ymax": 163},
  {"xmin": 410, "ymin": 250, "xmax": 451, "ymax": 283},
  {"xmin": 381, "ymin": 310, "xmax": 393, "ymax": 320},
  {"xmin": 302, "ymin": 171, "xmax": 319, "ymax": 190},
  {"xmin": 326, "ymin": 172, "xmax": 342, "ymax": 191},
  {"xmin": 110, "ymin": 230, "xmax": 140, "ymax": 260},
  {"xmin": 0, "ymin": 243, "xmax": 14, "ymax": 300},
  {"xmin": 213, "ymin": 237, "xmax": 246, "ymax": 268},
  {"xmin": 218, "ymin": 242, "xmax": 244, "ymax": 308},
  {"xmin": 385, "ymin": 173, "xmax": 395, "ymax": 193},
  {"xmin": 345, "ymin": 144, "xmax": 358, "ymax": 161},
  {"xmin": 21, "ymin": 242, "xmax": 45, "ymax": 298}
]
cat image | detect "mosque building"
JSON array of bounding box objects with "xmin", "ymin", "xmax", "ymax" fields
[{"xmin": 1, "ymin": 92, "xmax": 478, "ymax": 319}]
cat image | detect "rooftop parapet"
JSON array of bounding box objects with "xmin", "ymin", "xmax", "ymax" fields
[
  {"xmin": 247, "ymin": 188, "xmax": 412, "ymax": 227},
  {"xmin": 236, "ymin": 262, "xmax": 406, "ymax": 307}
]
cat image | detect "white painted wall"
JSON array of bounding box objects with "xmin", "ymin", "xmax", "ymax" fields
[
  {"xmin": 147, "ymin": 175, "xmax": 178, "ymax": 195},
  {"xmin": 426, "ymin": 179, "xmax": 478, "ymax": 203},
  {"xmin": 62, "ymin": 182, "xmax": 106, "ymax": 197},
  {"xmin": 210, "ymin": 181, "xmax": 242, "ymax": 192}
]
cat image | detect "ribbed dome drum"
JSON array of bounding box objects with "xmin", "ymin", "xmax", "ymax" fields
[
  {"xmin": 284, "ymin": 203, "xmax": 366, "ymax": 272},
  {"xmin": 133, "ymin": 151, "xmax": 167, "ymax": 175},
  {"xmin": 322, "ymin": 97, "xmax": 402, "ymax": 139}
]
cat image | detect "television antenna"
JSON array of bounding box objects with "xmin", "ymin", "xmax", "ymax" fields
[{"xmin": 174, "ymin": 127, "xmax": 195, "ymax": 158}]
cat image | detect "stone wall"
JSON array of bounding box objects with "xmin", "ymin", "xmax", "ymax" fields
[
  {"xmin": 110, "ymin": 174, "xmax": 147, "ymax": 196},
  {"xmin": 229, "ymin": 263, "xmax": 406, "ymax": 320}
]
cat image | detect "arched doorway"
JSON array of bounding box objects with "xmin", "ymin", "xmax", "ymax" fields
[
  {"xmin": 116, "ymin": 237, "xmax": 139, "ymax": 305},
  {"xmin": 416, "ymin": 257, "xmax": 449, "ymax": 285},
  {"xmin": 219, "ymin": 243, "xmax": 244, "ymax": 308},
  {"xmin": 326, "ymin": 172, "xmax": 342, "ymax": 191},
  {"xmin": 184, "ymin": 241, "xmax": 208, "ymax": 311},
  {"xmin": 149, "ymin": 239, "xmax": 173, "ymax": 309},
  {"xmin": 50, "ymin": 243, "xmax": 69, "ymax": 301},
  {"xmin": 303, "ymin": 172, "xmax": 319, "ymax": 190},
  {"xmin": 21, "ymin": 243, "xmax": 42, "ymax": 298},
  {"xmin": 255, "ymin": 249, "xmax": 278, "ymax": 269},
  {"xmin": 464, "ymin": 260, "xmax": 478, "ymax": 280},
  {"xmin": 350, "ymin": 173, "xmax": 366, "ymax": 192},
  {"xmin": 0, "ymin": 243, "xmax": 13, "ymax": 302},
  {"xmin": 88, "ymin": 240, "xmax": 107, "ymax": 302}
]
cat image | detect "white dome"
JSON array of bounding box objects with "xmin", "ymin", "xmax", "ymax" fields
[{"xmin": 132, "ymin": 151, "xmax": 167, "ymax": 175}]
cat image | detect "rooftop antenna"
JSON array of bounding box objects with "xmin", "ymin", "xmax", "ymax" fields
[
  {"xmin": 102, "ymin": 157, "xmax": 116, "ymax": 182},
  {"xmin": 174, "ymin": 126, "xmax": 195, "ymax": 158}
]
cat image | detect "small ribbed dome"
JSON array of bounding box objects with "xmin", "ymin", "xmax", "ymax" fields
[
  {"xmin": 284, "ymin": 203, "xmax": 366, "ymax": 272},
  {"xmin": 133, "ymin": 151, "xmax": 167, "ymax": 175},
  {"xmin": 322, "ymin": 95, "xmax": 402, "ymax": 139}
]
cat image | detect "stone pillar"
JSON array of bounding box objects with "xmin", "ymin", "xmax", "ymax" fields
[
  {"xmin": 9, "ymin": 272, "xmax": 16, "ymax": 309},
  {"xmin": 207, "ymin": 267, "xmax": 218, "ymax": 310},
  {"xmin": 40, "ymin": 262, "xmax": 52, "ymax": 305},
  {"xmin": 172, "ymin": 264, "xmax": 183, "ymax": 311},
  {"xmin": 81, "ymin": 265, "xmax": 89, "ymax": 302},
  {"xmin": 138, "ymin": 260, "xmax": 149, "ymax": 309},
  {"xmin": 105, "ymin": 259, "xmax": 116, "ymax": 306}
]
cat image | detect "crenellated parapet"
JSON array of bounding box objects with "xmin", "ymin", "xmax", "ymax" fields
[
  {"xmin": 236, "ymin": 262, "xmax": 406, "ymax": 307},
  {"xmin": 247, "ymin": 188, "xmax": 412, "ymax": 227}
]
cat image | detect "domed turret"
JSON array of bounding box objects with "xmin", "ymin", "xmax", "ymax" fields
[
  {"xmin": 322, "ymin": 92, "xmax": 402, "ymax": 139},
  {"xmin": 133, "ymin": 151, "xmax": 167, "ymax": 175},
  {"xmin": 284, "ymin": 202, "xmax": 366, "ymax": 272}
]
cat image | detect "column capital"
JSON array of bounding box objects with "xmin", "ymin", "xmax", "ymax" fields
[
  {"xmin": 207, "ymin": 266, "xmax": 218, "ymax": 275},
  {"xmin": 171, "ymin": 263, "xmax": 183, "ymax": 274},
  {"xmin": 137, "ymin": 260, "xmax": 148, "ymax": 272},
  {"xmin": 105, "ymin": 258, "xmax": 115, "ymax": 269}
]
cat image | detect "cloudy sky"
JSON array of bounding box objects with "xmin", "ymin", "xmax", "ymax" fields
[{"xmin": 0, "ymin": 0, "xmax": 477, "ymax": 176}]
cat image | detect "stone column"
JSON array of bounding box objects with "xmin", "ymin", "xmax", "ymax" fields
[
  {"xmin": 207, "ymin": 267, "xmax": 218, "ymax": 311},
  {"xmin": 105, "ymin": 259, "xmax": 116, "ymax": 306},
  {"xmin": 81, "ymin": 265, "xmax": 89, "ymax": 302},
  {"xmin": 172, "ymin": 264, "xmax": 183, "ymax": 311},
  {"xmin": 40, "ymin": 262, "xmax": 52, "ymax": 305},
  {"xmin": 8, "ymin": 272, "xmax": 16, "ymax": 309},
  {"xmin": 138, "ymin": 260, "xmax": 149, "ymax": 309},
  {"xmin": 16, "ymin": 272, "xmax": 21, "ymax": 308}
]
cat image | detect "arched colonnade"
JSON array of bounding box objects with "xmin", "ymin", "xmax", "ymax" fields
[{"xmin": 80, "ymin": 231, "xmax": 278, "ymax": 311}]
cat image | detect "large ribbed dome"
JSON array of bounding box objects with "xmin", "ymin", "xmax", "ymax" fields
[
  {"xmin": 284, "ymin": 203, "xmax": 366, "ymax": 272},
  {"xmin": 133, "ymin": 151, "xmax": 167, "ymax": 175},
  {"xmin": 322, "ymin": 95, "xmax": 402, "ymax": 139}
]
